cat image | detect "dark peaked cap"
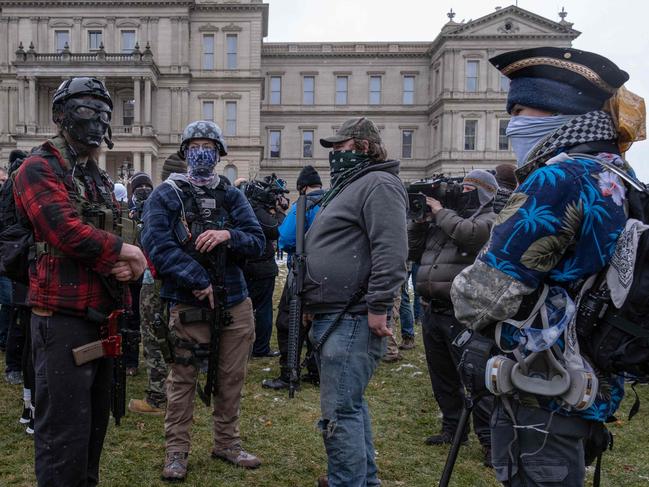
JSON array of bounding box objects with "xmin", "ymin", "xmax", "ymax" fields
[{"xmin": 491, "ymin": 47, "xmax": 628, "ymax": 98}]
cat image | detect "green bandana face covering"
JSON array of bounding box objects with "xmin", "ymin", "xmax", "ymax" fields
[{"xmin": 328, "ymin": 150, "xmax": 371, "ymax": 185}]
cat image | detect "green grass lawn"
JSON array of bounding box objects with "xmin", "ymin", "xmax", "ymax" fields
[{"xmin": 2, "ymin": 277, "xmax": 649, "ymax": 486}]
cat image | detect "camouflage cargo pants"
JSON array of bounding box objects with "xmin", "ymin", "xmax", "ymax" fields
[{"xmin": 139, "ymin": 279, "xmax": 168, "ymax": 408}]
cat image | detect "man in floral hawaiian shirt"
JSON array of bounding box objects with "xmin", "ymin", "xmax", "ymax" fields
[{"xmin": 451, "ymin": 47, "xmax": 640, "ymax": 486}]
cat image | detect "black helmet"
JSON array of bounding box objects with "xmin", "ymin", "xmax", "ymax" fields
[
  {"xmin": 52, "ymin": 77, "xmax": 113, "ymax": 120},
  {"xmin": 180, "ymin": 120, "xmax": 228, "ymax": 157}
]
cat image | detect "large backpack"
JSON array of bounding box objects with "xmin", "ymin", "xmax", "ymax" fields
[
  {"xmin": 576, "ymin": 156, "xmax": 649, "ymax": 382},
  {"xmin": 0, "ymin": 149, "xmax": 62, "ymax": 284}
]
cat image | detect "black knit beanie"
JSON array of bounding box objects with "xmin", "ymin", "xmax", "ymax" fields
[
  {"xmin": 129, "ymin": 171, "xmax": 153, "ymax": 191},
  {"xmin": 161, "ymin": 152, "xmax": 187, "ymax": 181},
  {"xmin": 296, "ymin": 165, "xmax": 322, "ymax": 190}
]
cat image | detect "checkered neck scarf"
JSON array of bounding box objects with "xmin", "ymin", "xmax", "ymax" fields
[{"xmin": 518, "ymin": 110, "xmax": 618, "ymax": 182}]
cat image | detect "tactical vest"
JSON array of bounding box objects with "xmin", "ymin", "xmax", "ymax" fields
[
  {"xmin": 173, "ymin": 179, "xmax": 231, "ymax": 267},
  {"xmin": 34, "ymin": 148, "xmax": 120, "ymax": 258}
]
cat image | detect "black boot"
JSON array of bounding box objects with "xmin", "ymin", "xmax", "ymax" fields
[{"xmin": 261, "ymin": 368, "xmax": 296, "ymax": 390}]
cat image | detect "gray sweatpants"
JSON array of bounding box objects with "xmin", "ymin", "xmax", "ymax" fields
[{"xmin": 491, "ymin": 399, "xmax": 591, "ymax": 487}]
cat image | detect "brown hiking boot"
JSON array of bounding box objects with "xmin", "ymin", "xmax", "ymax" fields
[
  {"xmin": 316, "ymin": 474, "xmax": 329, "ymax": 487},
  {"xmin": 162, "ymin": 451, "xmax": 188, "ymax": 482},
  {"xmin": 128, "ymin": 399, "xmax": 165, "ymax": 415},
  {"xmin": 211, "ymin": 446, "xmax": 261, "ymax": 469},
  {"xmin": 382, "ymin": 352, "xmax": 403, "ymax": 363},
  {"xmin": 399, "ymin": 336, "xmax": 416, "ymax": 350}
]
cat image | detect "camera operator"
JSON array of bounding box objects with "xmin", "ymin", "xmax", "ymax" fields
[
  {"xmin": 242, "ymin": 176, "xmax": 287, "ymax": 357},
  {"xmin": 408, "ymin": 169, "xmax": 498, "ymax": 466}
]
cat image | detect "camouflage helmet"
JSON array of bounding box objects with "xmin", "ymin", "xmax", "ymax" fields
[{"xmin": 180, "ymin": 120, "xmax": 228, "ymax": 157}]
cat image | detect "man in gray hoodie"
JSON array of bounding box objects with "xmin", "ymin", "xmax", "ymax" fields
[{"xmin": 303, "ymin": 117, "xmax": 408, "ymax": 487}]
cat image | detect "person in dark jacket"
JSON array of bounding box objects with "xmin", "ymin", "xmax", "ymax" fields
[
  {"xmin": 13, "ymin": 77, "xmax": 147, "ymax": 487},
  {"xmin": 493, "ymin": 163, "xmax": 517, "ymax": 214},
  {"xmin": 262, "ymin": 165, "xmax": 324, "ymax": 390},
  {"xmin": 243, "ymin": 178, "xmax": 286, "ymax": 357},
  {"xmin": 141, "ymin": 120, "xmax": 265, "ymax": 482},
  {"xmin": 304, "ymin": 118, "xmax": 408, "ymax": 487},
  {"xmin": 409, "ymin": 169, "xmax": 498, "ymax": 466}
]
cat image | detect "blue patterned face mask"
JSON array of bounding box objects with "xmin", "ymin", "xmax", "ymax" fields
[
  {"xmin": 506, "ymin": 115, "xmax": 576, "ymax": 167},
  {"xmin": 186, "ymin": 146, "xmax": 218, "ymax": 185}
]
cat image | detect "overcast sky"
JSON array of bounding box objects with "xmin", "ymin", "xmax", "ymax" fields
[{"xmin": 266, "ymin": 0, "xmax": 649, "ymax": 181}]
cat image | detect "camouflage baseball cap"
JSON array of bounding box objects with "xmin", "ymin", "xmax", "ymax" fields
[{"xmin": 320, "ymin": 117, "xmax": 382, "ymax": 148}]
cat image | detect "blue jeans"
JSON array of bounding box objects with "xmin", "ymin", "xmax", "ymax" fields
[
  {"xmin": 398, "ymin": 281, "xmax": 415, "ymax": 338},
  {"xmin": 0, "ymin": 276, "xmax": 12, "ymax": 346},
  {"xmin": 310, "ymin": 313, "xmax": 384, "ymax": 487}
]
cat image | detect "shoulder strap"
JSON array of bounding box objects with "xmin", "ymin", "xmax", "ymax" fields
[{"xmin": 570, "ymin": 152, "xmax": 649, "ymax": 194}]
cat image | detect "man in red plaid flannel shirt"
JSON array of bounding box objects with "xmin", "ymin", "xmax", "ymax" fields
[{"xmin": 13, "ymin": 77, "xmax": 146, "ymax": 487}]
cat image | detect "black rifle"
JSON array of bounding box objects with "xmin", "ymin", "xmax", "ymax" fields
[
  {"xmin": 111, "ymin": 309, "xmax": 127, "ymax": 426},
  {"xmin": 287, "ymin": 195, "xmax": 307, "ymax": 398},
  {"xmin": 197, "ymin": 219, "xmax": 232, "ymax": 407}
]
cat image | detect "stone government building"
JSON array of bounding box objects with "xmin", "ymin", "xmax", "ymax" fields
[{"xmin": 0, "ymin": 1, "xmax": 579, "ymax": 188}]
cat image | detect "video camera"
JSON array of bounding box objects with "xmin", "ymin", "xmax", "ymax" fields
[
  {"xmin": 243, "ymin": 173, "xmax": 289, "ymax": 210},
  {"xmin": 405, "ymin": 176, "xmax": 464, "ymax": 220}
]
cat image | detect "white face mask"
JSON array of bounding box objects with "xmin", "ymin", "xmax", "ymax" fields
[{"xmin": 506, "ymin": 115, "xmax": 576, "ymax": 166}]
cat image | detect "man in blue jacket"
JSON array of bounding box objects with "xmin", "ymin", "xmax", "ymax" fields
[
  {"xmin": 141, "ymin": 121, "xmax": 265, "ymax": 482},
  {"xmin": 262, "ymin": 165, "xmax": 324, "ymax": 390}
]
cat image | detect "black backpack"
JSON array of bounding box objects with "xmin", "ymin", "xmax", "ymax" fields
[
  {"xmin": 0, "ymin": 149, "xmax": 62, "ymax": 285},
  {"xmin": 576, "ymin": 156, "xmax": 649, "ymax": 383}
]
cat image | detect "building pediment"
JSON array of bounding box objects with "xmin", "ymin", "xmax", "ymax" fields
[
  {"xmin": 444, "ymin": 5, "xmax": 580, "ymax": 38},
  {"xmin": 198, "ymin": 92, "xmax": 220, "ymax": 99},
  {"xmin": 198, "ymin": 23, "xmax": 219, "ymax": 32},
  {"xmin": 116, "ymin": 19, "xmax": 141, "ymax": 28},
  {"xmin": 49, "ymin": 19, "xmax": 73, "ymax": 28},
  {"xmin": 221, "ymin": 92, "xmax": 242, "ymax": 99},
  {"xmin": 83, "ymin": 19, "xmax": 108, "ymax": 28}
]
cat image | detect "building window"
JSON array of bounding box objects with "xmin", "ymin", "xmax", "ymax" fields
[
  {"xmin": 369, "ymin": 76, "xmax": 381, "ymax": 105},
  {"xmin": 403, "ymin": 76, "xmax": 415, "ymax": 105},
  {"xmin": 226, "ymin": 34, "xmax": 237, "ymax": 70},
  {"xmin": 270, "ymin": 76, "xmax": 281, "ymax": 105},
  {"xmin": 202, "ymin": 34, "xmax": 214, "ymax": 70},
  {"xmin": 120, "ymin": 30, "xmax": 136, "ymax": 54},
  {"xmin": 269, "ymin": 130, "xmax": 281, "ymax": 158},
  {"xmin": 465, "ymin": 60, "xmax": 479, "ymax": 92},
  {"xmin": 122, "ymin": 99, "xmax": 134, "ymax": 126},
  {"xmin": 500, "ymin": 74, "xmax": 510, "ymax": 92},
  {"xmin": 224, "ymin": 164, "xmax": 238, "ymax": 182},
  {"xmin": 402, "ymin": 130, "xmax": 414, "ymax": 159},
  {"xmin": 202, "ymin": 101, "xmax": 214, "ymax": 121},
  {"xmin": 335, "ymin": 76, "xmax": 348, "ymax": 105},
  {"xmin": 225, "ymin": 101, "xmax": 237, "ymax": 136},
  {"xmin": 499, "ymin": 119, "xmax": 510, "ymax": 151},
  {"xmin": 55, "ymin": 30, "xmax": 69, "ymax": 53},
  {"xmin": 303, "ymin": 76, "xmax": 315, "ymax": 105},
  {"xmin": 88, "ymin": 30, "xmax": 103, "ymax": 51},
  {"xmin": 464, "ymin": 120, "xmax": 477, "ymax": 150},
  {"xmin": 302, "ymin": 130, "xmax": 314, "ymax": 158}
]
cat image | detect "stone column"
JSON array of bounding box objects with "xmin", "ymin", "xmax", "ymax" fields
[
  {"xmin": 30, "ymin": 17, "xmax": 39, "ymax": 49},
  {"xmin": 73, "ymin": 17, "xmax": 82, "ymax": 51},
  {"xmin": 144, "ymin": 77, "xmax": 152, "ymax": 126},
  {"xmin": 133, "ymin": 151, "xmax": 142, "ymax": 172},
  {"xmin": 107, "ymin": 17, "xmax": 116, "ymax": 52},
  {"xmin": 28, "ymin": 76, "xmax": 37, "ymax": 132},
  {"xmin": 485, "ymin": 111, "xmax": 494, "ymax": 151},
  {"xmin": 181, "ymin": 88, "xmax": 189, "ymax": 128},
  {"xmin": 143, "ymin": 152, "xmax": 152, "ymax": 176},
  {"xmin": 150, "ymin": 17, "xmax": 159, "ymax": 55},
  {"xmin": 16, "ymin": 76, "xmax": 25, "ymax": 132},
  {"xmin": 98, "ymin": 151, "xmax": 107, "ymax": 170},
  {"xmin": 133, "ymin": 77, "xmax": 141, "ymax": 132},
  {"xmin": 180, "ymin": 17, "xmax": 189, "ymax": 70},
  {"xmin": 170, "ymin": 18, "xmax": 179, "ymax": 68},
  {"xmin": 8, "ymin": 87, "xmax": 16, "ymax": 132},
  {"xmin": 0, "ymin": 18, "xmax": 9, "ymax": 66},
  {"xmin": 0, "ymin": 86, "xmax": 8, "ymax": 134}
]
